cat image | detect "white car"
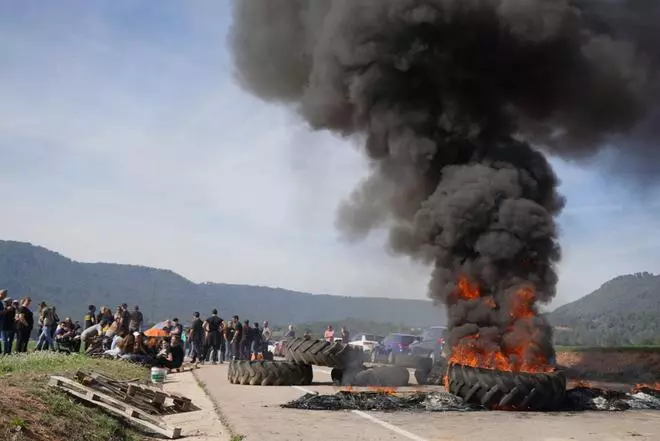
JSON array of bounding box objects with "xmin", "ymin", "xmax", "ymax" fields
[{"xmin": 348, "ymin": 333, "xmax": 384, "ymax": 354}]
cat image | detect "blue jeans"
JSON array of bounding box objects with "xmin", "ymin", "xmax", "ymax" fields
[
  {"xmin": 36, "ymin": 325, "xmax": 55, "ymax": 350},
  {"xmin": 2, "ymin": 330, "xmax": 14, "ymax": 354}
]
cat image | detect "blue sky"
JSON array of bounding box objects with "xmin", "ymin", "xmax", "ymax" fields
[{"xmin": 1, "ymin": 1, "xmax": 658, "ymax": 308}]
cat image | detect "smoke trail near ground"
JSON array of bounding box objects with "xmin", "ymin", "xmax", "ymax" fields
[{"xmin": 229, "ymin": 0, "xmax": 659, "ymax": 368}]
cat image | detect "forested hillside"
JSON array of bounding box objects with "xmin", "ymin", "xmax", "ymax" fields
[
  {"xmin": 0, "ymin": 241, "xmax": 444, "ymax": 328},
  {"xmin": 550, "ymin": 272, "xmax": 660, "ymax": 346}
]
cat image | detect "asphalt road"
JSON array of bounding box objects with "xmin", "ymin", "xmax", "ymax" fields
[{"xmin": 195, "ymin": 364, "xmax": 660, "ymax": 441}]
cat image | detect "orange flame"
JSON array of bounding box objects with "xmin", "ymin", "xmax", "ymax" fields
[
  {"xmin": 447, "ymin": 278, "xmax": 553, "ymax": 374},
  {"xmin": 572, "ymin": 380, "xmax": 593, "ymax": 389},
  {"xmin": 631, "ymin": 383, "xmax": 660, "ymax": 393},
  {"xmin": 457, "ymin": 276, "xmax": 480, "ymax": 300},
  {"xmin": 368, "ymin": 386, "xmax": 397, "ymax": 395}
]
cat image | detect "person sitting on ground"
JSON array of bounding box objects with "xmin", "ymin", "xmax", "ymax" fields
[
  {"xmin": 72, "ymin": 321, "xmax": 83, "ymax": 352},
  {"xmin": 121, "ymin": 332, "xmax": 154, "ymax": 366},
  {"xmin": 55, "ymin": 318, "xmax": 76, "ymax": 352},
  {"xmin": 169, "ymin": 334, "xmax": 185, "ymax": 371}
]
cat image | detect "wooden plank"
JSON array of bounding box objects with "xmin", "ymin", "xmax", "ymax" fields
[{"xmin": 49, "ymin": 377, "xmax": 181, "ymax": 439}]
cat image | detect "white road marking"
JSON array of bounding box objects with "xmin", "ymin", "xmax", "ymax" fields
[
  {"xmin": 351, "ymin": 410, "xmax": 429, "ymax": 441},
  {"xmin": 291, "ymin": 385, "xmax": 318, "ymax": 394},
  {"xmin": 290, "ymin": 379, "xmax": 429, "ymax": 441}
]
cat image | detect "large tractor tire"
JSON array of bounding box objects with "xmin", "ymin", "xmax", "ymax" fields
[
  {"xmin": 285, "ymin": 338, "xmax": 363, "ymax": 369},
  {"xmin": 447, "ymin": 364, "xmax": 566, "ymax": 410},
  {"xmin": 349, "ymin": 366, "xmax": 410, "ymax": 387},
  {"xmin": 227, "ymin": 360, "xmax": 312, "ymax": 386},
  {"xmin": 330, "ymin": 365, "xmax": 367, "ymax": 385},
  {"xmin": 414, "ymin": 358, "xmax": 433, "ymax": 385}
]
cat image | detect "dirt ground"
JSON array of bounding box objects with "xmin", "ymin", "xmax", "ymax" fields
[
  {"xmin": 195, "ymin": 364, "xmax": 660, "ymax": 441},
  {"xmin": 556, "ymin": 350, "xmax": 660, "ymax": 383}
]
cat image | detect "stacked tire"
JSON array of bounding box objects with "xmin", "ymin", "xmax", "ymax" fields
[
  {"xmin": 285, "ymin": 338, "xmax": 364, "ymax": 368},
  {"xmin": 228, "ymin": 360, "xmax": 313, "ymax": 386},
  {"xmin": 285, "ymin": 337, "xmax": 367, "ymax": 386}
]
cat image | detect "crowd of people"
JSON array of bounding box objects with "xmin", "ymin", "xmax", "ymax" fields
[
  {"xmin": 188, "ymin": 309, "xmax": 278, "ymax": 364},
  {"xmin": 0, "ymin": 288, "xmax": 291, "ymax": 372}
]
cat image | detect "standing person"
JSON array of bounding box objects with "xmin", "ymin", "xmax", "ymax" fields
[
  {"xmin": 15, "ymin": 297, "xmax": 34, "ymax": 353},
  {"xmin": 0, "ymin": 289, "xmax": 6, "ymax": 353},
  {"xmin": 230, "ymin": 316, "xmax": 242, "ymax": 360},
  {"xmin": 1, "ymin": 296, "xmax": 15, "ymax": 354},
  {"xmin": 50, "ymin": 307, "xmax": 60, "ymax": 341},
  {"xmin": 129, "ymin": 305, "xmax": 143, "ymax": 333},
  {"xmin": 324, "ymin": 325, "xmax": 335, "ymax": 342},
  {"xmin": 224, "ymin": 322, "xmax": 234, "ymax": 360},
  {"xmin": 36, "ymin": 301, "xmax": 46, "ymax": 343},
  {"xmin": 262, "ymin": 321, "xmax": 272, "ymax": 342},
  {"xmin": 241, "ymin": 320, "xmax": 252, "ymax": 360},
  {"xmin": 203, "ymin": 309, "xmax": 222, "ymax": 364},
  {"xmin": 341, "ymin": 326, "xmax": 350, "ymax": 344},
  {"xmin": 218, "ymin": 318, "xmax": 226, "ymax": 362},
  {"xmin": 170, "ymin": 318, "xmax": 183, "ymax": 337},
  {"xmin": 84, "ymin": 305, "xmax": 97, "ymax": 329},
  {"xmin": 118, "ymin": 304, "xmax": 131, "ymax": 335},
  {"xmin": 35, "ymin": 303, "xmax": 56, "ymax": 351},
  {"xmin": 189, "ymin": 312, "xmax": 204, "ymax": 364},
  {"xmin": 251, "ymin": 322, "xmax": 263, "ymax": 359},
  {"xmin": 285, "ymin": 324, "xmax": 296, "ymax": 339}
]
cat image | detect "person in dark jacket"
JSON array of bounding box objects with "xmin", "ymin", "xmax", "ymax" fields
[
  {"xmin": 15, "ymin": 297, "xmax": 34, "ymax": 353},
  {"xmin": 189, "ymin": 312, "xmax": 204, "ymax": 364},
  {"xmin": 0, "ymin": 296, "xmax": 15, "ymax": 354},
  {"xmin": 0, "ymin": 289, "xmax": 6, "ymax": 353},
  {"xmin": 84, "ymin": 305, "xmax": 96, "ymax": 329},
  {"xmin": 203, "ymin": 309, "xmax": 223, "ymax": 364},
  {"xmin": 241, "ymin": 319, "xmax": 252, "ymax": 360}
]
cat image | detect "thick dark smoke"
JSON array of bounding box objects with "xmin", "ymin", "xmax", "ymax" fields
[{"xmin": 229, "ymin": 0, "xmax": 659, "ymax": 367}]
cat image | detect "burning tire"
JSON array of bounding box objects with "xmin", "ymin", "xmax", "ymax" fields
[
  {"xmin": 447, "ymin": 364, "xmax": 566, "ymax": 410},
  {"xmin": 227, "ymin": 360, "xmax": 313, "ymax": 386},
  {"xmin": 285, "ymin": 337, "xmax": 363, "ymax": 369},
  {"xmin": 348, "ymin": 366, "xmax": 410, "ymax": 387}
]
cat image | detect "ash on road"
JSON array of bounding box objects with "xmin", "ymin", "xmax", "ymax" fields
[{"xmin": 195, "ymin": 364, "xmax": 660, "ymax": 441}]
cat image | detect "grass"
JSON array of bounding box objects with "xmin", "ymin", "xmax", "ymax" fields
[
  {"xmin": 0, "ymin": 351, "xmax": 148, "ymax": 441},
  {"xmin": 556, "ymin": 345, "xmax": 660, "ymax": 353}
]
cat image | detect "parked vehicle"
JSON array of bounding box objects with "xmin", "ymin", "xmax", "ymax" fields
[
  {"xmin": 370, "ymin": 333, "xmax": 421, "ymax": 365},
  {"xmin": 349, "ymin": 333, "xmax": 384, "ymax": 354},
  {"xmin": 409, "ymin": 326, "xmax": 448, "ymax": 365}
]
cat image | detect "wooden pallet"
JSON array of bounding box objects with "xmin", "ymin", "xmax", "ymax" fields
[
  {"xmin": 49, "ymin": 376, "xmax": 182, "ymax": 439},
  {"xmin": 75, "ymin": 370, "xmax": 192, "ymax": 412}
]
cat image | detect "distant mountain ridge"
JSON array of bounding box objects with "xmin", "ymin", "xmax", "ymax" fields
[
  {"xmin": 0, "ymin": 240, "xmax": 445, "ymax": 328},
  {"xmin": 549, "ymin": 272, "xmax": 660, "ymax": 346}
]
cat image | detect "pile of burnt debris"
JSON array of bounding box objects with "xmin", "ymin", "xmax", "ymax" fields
[{"xmin": 283, "ymin": 387, "xmax": 660, "ymax": 413}]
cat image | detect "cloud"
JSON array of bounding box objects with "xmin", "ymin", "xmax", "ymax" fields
[{"xmin": 0, "ymin": 2, "xmax": 657, "ymax": 309}]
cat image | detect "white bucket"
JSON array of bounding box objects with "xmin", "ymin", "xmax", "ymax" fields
[{"xmin": 151, "ymin": 367, "xmax": 167, "ymax": 384}]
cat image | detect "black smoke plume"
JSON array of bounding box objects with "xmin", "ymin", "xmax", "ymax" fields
[{"xmin": 229, "ymin": 0, "xmax": 659, "ymax": 368}]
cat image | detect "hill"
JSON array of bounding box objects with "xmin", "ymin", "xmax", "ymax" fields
[
  {"xmin": 0, "ymin": 240, "xmax": 445, "ymax": 329},
  {"xmin": 549, "ymin": 272, "xmax": 660, "ymax": 346}
]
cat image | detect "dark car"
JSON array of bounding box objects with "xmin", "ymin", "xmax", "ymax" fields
[
  {"xmin": 409, "ymin": 326, "xmax": 448, "ymax": 364},
  {"xmin": 370, "ymin": 333, "xmax": 421, "ymax": 365}
]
